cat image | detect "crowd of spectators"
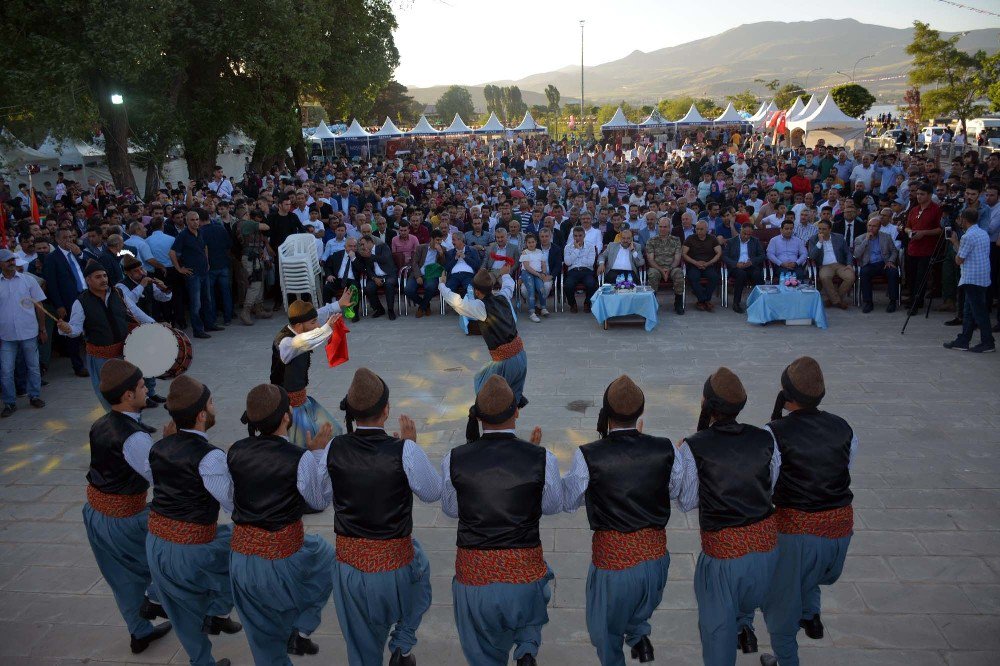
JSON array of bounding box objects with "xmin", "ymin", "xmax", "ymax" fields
[{"xmin": 1, "ymin": 131, "xmax": 998, "ymax": 413}]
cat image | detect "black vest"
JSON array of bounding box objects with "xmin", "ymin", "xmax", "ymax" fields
[
  {"xmin": 270, "ymin": 327, "xmax": 311, "ymax": 392},
  {"xmin": 86, "ymin": 411, "xmax": 153, "ymax": 495},
  {"xmin": 78, "ymin": 289, "xmax": 129, "ymax": 346},
  {"xmin": 581, "ymin": 429, "xmax": 674, "ymax": 532},
  {"xmin": 479, "ymin": 293, "xmax": 518, "ymax": 350},
  {"xmin": 685, "ymin": 422, "xmax": 774, "ymax": 532},
  {"xmin": 327, "ymin": 429, "xmax": 412, "ymax": 539},
  {"xmin": 769, "ymin": 409, "xmax": 854, "ymax": 512},
  {"xmin": 149, "ymin": 432, "xmax": 221, "ymax": 525},
  {"xmin": 122, "ymin": 276, "xmax": 152, "ymax": 315},
  {"xmin": 450, "ymin": 432, "xmax": 546, "ymax": 549},
  {"xmin": 229, "ymin": 435, "xmax": 306, "ymax": 531}
]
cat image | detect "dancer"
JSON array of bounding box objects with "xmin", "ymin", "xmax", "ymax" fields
[
  {"xmin": 759, "ymin": 357, "xmax": 857, "ymax": 666},
  {"xmin": 318, "ymin": 368, "xmax": 442, "ymax": 666},
  {"xmin": 269, "ymin": 292, "xmax": 351, "ymax": 447},
  {"xmin": 57, "ymin": 260, "xmax": 155, "ymax": 410},
  {"xmin": 562, "ymin": 375, "xmax": 687, "ymax": 665},
  {"xmin": 675, "ymin": 367, "xmax": 780, "ymax": 666},
  {"xmin": 228, "ymin": 383, "xmax": 335, "ymax": 664},
  {"xmin": 441, "ymin": 375, "xmax": 563, "ymax": 666},
  {"xmin": 439, "ymin": 266, "xmax": 529, "ymax": 407},
  {"xmin": 83, "ymin": 359, "xmax": 172, "ymax": 654},
  {"xmin": 145, "ymin": 375, "xmax": 241, "ymax": 666}
]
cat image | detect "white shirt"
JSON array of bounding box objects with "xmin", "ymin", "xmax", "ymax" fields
[
  {"xmin": 276, "ymin": 302, "xmax": 343, "ymax": 364},
  {"xmin": 338, "ymin": 253, "xmax": 355, "ymax": 280},
  {"xmin": 63, "ymin": 289, "xmax": 155, "ymax": 338},
  {"xmin": 490, "ymin": 245, "xmax": 509, "ymax": 271},
  {"xmin": 293, "ymin": 206, "xmax": 311, "ymax": 225},
  {"xmin": 611, "ymin": 246, "xmax": 635, "ymax": 271},
  {"xmin": 817, "ymin": 238, "xmax": 838, "ymax": 265},
  {"xmin": 61, "ymin": 247, "xmax": 86, "ymax": 291},
  {"xmin": 0, "ymin": 272, "xmax": 45, "ymax": 341},
  {"xmin": 738, "ymin": 240, "xmax": 750, "ymax": 264},
  {"xmin": 583, "ymin": 227, "xmax": 603, "ymax": 252},
  {"xmin": 564, "ymin": 243, "xmax": 595, "ymax": 271},
  {"xmin": 850, "ymin": 164, "xmax": 875, "ymax": 189},
  {"xmin": 208, "ymin": 178, "xmax": 233, "ymax": 200},
  {"xmin": 761, "ymin": 214, "xmax": 783, "ymax": 229},
  {"xmin": 520, "ymin": 248, "xmax": 545, "ymax": 273},
  {"xmin": 452, "ymin": 249, "xmax": 474, "ymax": 274}
]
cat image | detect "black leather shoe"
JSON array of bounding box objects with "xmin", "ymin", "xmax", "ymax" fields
[
  {"xmin": 760, "ymin": 654, "xmax": 778, "ymax": 666},
  {"xmin": 202, "ymin": 615, "xmax": 242, "ymax": 635},
  {"xmin": 944, "ymin": 317, "xmax": 963, "ymax": 326},
  {"xmin": 29, "ymin": 397, "xmax": 45, "ymax": 408},
  {"xmin": 149, "ymin": 394, "xmax": 167, "ymax": 404},
  {"xmin": 886, "ymin": 301, "xmax": 897, "ymax": 313},
  {"xmin": 862, "ymin": 302, "xmax": 873, "ymax": 313},
  {"xmin": 372, "ymin": 309, "xmax": 385, "ymax": 318},
  {"xmin": 205, "ymin": 326, "xmax": 224, "ymax": 332},
  {"xmin": 516, "ymin": 654, "xmax": 537, "ymax": 666},
  {"xmin": 800, "ymin": 614, "xmax": 824, "ymax": 640},
  {"xmin": 288, "ymin": 631, "xmax": 320, "ymax": 655},
  {"xmin": 630, "ymin": 635, "xmax": 654, "ymax": 662},
  {"xmin": 389, "ymin": 647, "xmax": 417, "ymax": 666},
  {"xmin": 74, "ymin": 368, "xmax": 91, "ymax": 378},
  {"xmin": 733, "ymin": 303, "xmax": 745, "ymax": 314},
  {"xmin": 139, "ymin": 597, "xmax": 168, "ymax": 621},
  {"xmin": 738, "ymin": 625, "xmax": 758, "ymax": 653},
  {"xmin": 130, "ymin": 622, "xmax": 172, "ymax": 654},
  {"xmin": 194, "ymin": 332, "xmax": 212, "ymax": 339},
  {"xmin": 216, "ymin": 660, "xmax": 231, "ymax": 666},
  {"xmin": 388, "ymin": 310, "xmax": 397, "ymax": 321},
  {"xmin": 1, "ymin": 404, "xmax": 16, "ymax": 418}
]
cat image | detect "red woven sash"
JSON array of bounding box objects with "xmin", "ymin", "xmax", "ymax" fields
[
  {"xmin": 489, "ymin": 336, "xmax": 524, "ymax": 362},
  {"xmin": 86, "ymin": 342, "xmax": 124, "ymax": 359},
  {"xmin": 86, "ymin": 485, "xmax": 146, "ymax": 518},
  {"xmin": 775, "ymin": 505, "xmax": 853, "ymax": 539},
  {"xmin": 592, "ymin": 528, "xmax": 667, "ymax": 570},
  {"xmin": 455, "ymin": 545, "xmax": 547, "ymax": 586},
  {"xmin": 336, "ymin": 535, "xmax": 414, "ymax": 572},
  {"xmin": 701, "ymin": 515, "xmax": 777, "ymax": 559},
  {"xmin": 231, "ymin": 521, "xmax": 305, "ymax": 560},
  {"xmin": 287, "ymin": 389, "xmax": 308, "ymax": 408},
  {"xmin": 148, "ymin": 511, "xmax": 217, "ymax": 545}
]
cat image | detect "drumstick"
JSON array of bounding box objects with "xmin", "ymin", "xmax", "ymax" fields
[{"xmin": 20, "ymin": 298, "xmax": 61, "ymax": 323}]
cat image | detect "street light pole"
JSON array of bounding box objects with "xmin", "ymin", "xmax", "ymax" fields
[
  {"xmin": 835, "ymin": 71, "xmax": 852, "ymax": 84},
  {"xmin": 804, "ymin": 67, "xmax": 822, "ymax": 91},
  {"xmin": 852, "ymin": 54, "xmax": 875, "ymax": 82},
  {"xmin": 580, "ymin": 20, "xmax": 585, "ymax": 136}
]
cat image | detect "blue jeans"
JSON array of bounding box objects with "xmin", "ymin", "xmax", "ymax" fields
[
  {"xmin": 185, "ymin": 273, "xmax": 215, "ymax": 334},
  {"xmin": 446, "ymin": 271, "xmax": 474, "ymax": 296},
  {"xmin": 208, "ymin": 267, "xmax": 233, "ymax": 323},
  {"xmin": 1, "ymin": 338, "xmax": 41, "ymax": 405},
  {"xmin": 522, "ymin": 274, "xmax": 545, "ymax": 311},
  {"xmin": 404, "ymin": 277, "xmax": 439, "ymax": 310}
]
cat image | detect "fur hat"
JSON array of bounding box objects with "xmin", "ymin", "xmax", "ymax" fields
[
  {"xmin": 98, "ymin": 358, "xmax": 143, "ymax": 405},
  {"xmin": 698, "ymin": 367, "xmax": 748, "ymax": 431},
  {"xmin": 83, "ymin": 259, "xmax": 105, "ymax": 277}
]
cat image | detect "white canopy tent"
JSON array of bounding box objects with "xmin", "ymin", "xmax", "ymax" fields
[
  {"xmin": 785, "ymin": 97, "xmax": 805, "ymax": 121},
  {"xmin": 512, "ymin": 111, "xmax": 546, "ymax": 133},
  {"xmin": 408, "ymin": 115, "xmax": 441, "ymax": 136},
  {"xmin": 310, "ymin": 120, "xmax": 337, "ymax": 141},
  {"xmin": 789, "ymin": 95, "xmax": 819, "ymax": 123},
  {"xmin": 600, "ymin": 107, "xmax": 638, "ymax": 131},
  {"xmin": 373, "ymin": 117, "xmax": 404, "ymax": 138},
  {"xmin": 748, "ymin": 102, "xmax": 767, "ymax": 122},
  {"xmin": 787, "ymin": 94, "xmax": 866, "ymax": 148},
  {"xmin": 442, "ymin": 114, "xmax": 475, "ymax": 135},
  {"xmin": 676, "ymin": 104, "xmax": 712, "ymax": 125},
  {"xmin": 714, "ymin": 103, "xmax": 746, "ymax": 124},
  {"xmin": 752, "ymin": 100, "xmax": 778, "ymax": 127},
  {"xmin": 36, "ymin": 135, "xmax": 106, "ymax": 164},
  {"xmin": 338, "ymin": 119, "xmax": 370, "ymax": 139},
  {"xmin": 639, "ymin": 109, "xmax": 672, "ymax": 129},
  {"xmin": 476, "ymin": 112, "xmax": 506, "ymax": 134}
]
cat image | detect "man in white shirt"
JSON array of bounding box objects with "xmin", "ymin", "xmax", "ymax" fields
[
  {"xmin": 849, "ymin": 155, "xmax": 875, "ymax": 192},
  {"xmin": 0, "ymin": 249, "xmax": 47, "ymax": 414},
  {"xmin": 207, "ymin": 166, "xmax": 233, "ymax": 200},
  {"xmin": 292, "ymin": 191, "xmax": 311, "ymax": 225},
  {"xmin": 579, "ymin": 212, "xmax": 604, "ymax": 252}
]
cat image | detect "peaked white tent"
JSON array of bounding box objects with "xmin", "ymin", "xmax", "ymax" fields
[
  {"xmin": 373, "ymin": 117, "xmax": 404, "ymax": 138},
  {"xmin": 443, "ymin": 114, "xmax": 474, "ymax": 134},
  {"xmin": 512, "ymin": 111, "xmax": 546, "ymax": 133},
  {"xmin": 714, "ymin": 103, "xmax": 746, "ymax": 124},
  {"xmin": 748, "ymin": 102, "xmax": 767, "ymax": 122},
  {"xmin": 339, "ymin": 119, "xmax": 370, "ymax": 138},
  {"xmin": 310, "ymin": 120, "xmax": 337, "ymax": 141},
  {"xmin": 787, "ymin": 94, "xmax": 866, "ymax": 148},
  {"xmin": 476, "ymin": 112, "xmax": 506, "ymax": 134},
  {"xmin": 785, "ymin": 97, "xmax": 805, "ymax": 120},
  {"xmin": 639, "ymin": 109, "xmax": 673, "ymax": 129},
  {"xmin": 600, "ymin": 107, "xmax": 638, "ymax": 131},
  {"xmin": 752, "ymin": 100, "xmax": 778, "ymax": 127},
  {"xmin": 407, "ymin": 115, "xmax": 440, "ymax": 136},
  {"xmin": 790, "ymin": 95, "xmax": 819, "ymax": 122},
  {"xmin": 676, "ymin": 104, "xmax": 711, "ymax": 125}
]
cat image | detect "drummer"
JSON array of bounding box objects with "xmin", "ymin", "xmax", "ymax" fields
[
  {"xmin": 57, "ymin": 260, "xmax": 156, "ymax": 411},
  {"xmin": 118, "ymin": 255, "xmax": 173, "ymax": 407}
]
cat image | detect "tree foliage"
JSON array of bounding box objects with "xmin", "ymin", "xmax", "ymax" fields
[
  {"xmin": 596, "ymin": 103, "xmax": 640, "ymax": 126},
  {"xmin": 830, "ymin": 84, "xmax": 876, "ymax": 119},
  {"xmin": 434, "ymin": 86, "xmax": 475, "ymax": 123},
  {"xmin": 906, "ymin": 21, "xmax": 986, "ymax": 131},
  {"xmin": 368, "ymin": 80, "xmax": 422, "ymax": 126},
  {"xmin": 725, "ymin": 90, "xmax": 760, "ymax": 114},
  {"xmin": 656, "ymin": 97, "xmax": 720, "ymax": 121},
  {"xmin": 774, "ymin": 84, "xmax": 807, "ymax": 110},
  {"xmin": 0, "ymin": 0, "xmax": 399, "ymax": 191}
]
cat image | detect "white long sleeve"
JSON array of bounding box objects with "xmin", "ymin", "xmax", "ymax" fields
[{"xmin": 440, "ymin": 273, "xmax": 515, "ymax": 321}]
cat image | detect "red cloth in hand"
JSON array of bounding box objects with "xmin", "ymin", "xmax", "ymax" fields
[
  {"xmin": 326, "ymin": 317, "xmax": 350, "ymax": 367},
  {"xmin": 490, "ymin": 252, "xmax": 516, "ymax": 266}
]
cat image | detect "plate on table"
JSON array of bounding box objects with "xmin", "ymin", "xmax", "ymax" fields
[
  {"xmin": 800, "ymin": 287, "xmax": 818, "ymax": 293},
  {"xmin": 759, "ymin": 285, "xmax": 780, "ymax": 294},
  {"xmin": 635, "ymin": 285, "xmax": 653, "ymax": 292}
]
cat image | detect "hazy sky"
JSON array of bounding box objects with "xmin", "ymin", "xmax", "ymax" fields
[{"xmin": 394, "ymin": 0, "xmax": 999, "ymax": 87}]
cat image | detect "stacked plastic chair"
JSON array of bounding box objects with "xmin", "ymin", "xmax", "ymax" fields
[{"xmin": 278, "ymin": 233, "xmax": 324, "ymax": 310}]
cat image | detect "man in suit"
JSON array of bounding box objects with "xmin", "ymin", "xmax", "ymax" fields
[
  {"xmin": 443, "ymin": 231, "xmax": 482, "ymax": 296},
  {"xmin": 484, "ymin": 227, "xmax": 520, "ymax": 282},
  {"xmin": 82, "ymin": 227, "xmax": 124, "ymax": 285},
  {"xmin": 42, "ymin": 228, "xmax": 88, "ymax": 377},
  {"xmin": 331, "ymin": 182, "xmax": 358, "ymax": 217},
  {"xmin": 807, "ymin": 220, "xmax": 855, "ymax": 310},
  {"xmin": 323, "ymin": 237, "xmax": 363, "ymax": 320},
  {"xmin": 358, "ymin": 234, "xmax": 398, "ymax": 320},
  {"xmin": 723, "ymin": 224, "xmax": 765, "ymax": 314},
  {"xmin": 598, "ymin": 228, "xmax": 645, "ymax": 285},
  {"xmin": 404, "ymin": 230, "xmax": 446, "ymax": 318},
  {"xmin": 853, "ymin": 217, "xmax": 900, "ymax": 313}
]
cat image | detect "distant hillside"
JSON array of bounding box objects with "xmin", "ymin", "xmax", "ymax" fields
[
  {"xmin": 406, "ymin": 19, "xmax": 1000, "ymax": 106},
  {"xmin": 406, "ymin": 85, "xmax": 578, "ymax": 114}
]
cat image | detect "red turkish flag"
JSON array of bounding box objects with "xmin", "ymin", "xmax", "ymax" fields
[{"xmin": 30, "ymin": 188, "xmax": 42, "ymax": 226}]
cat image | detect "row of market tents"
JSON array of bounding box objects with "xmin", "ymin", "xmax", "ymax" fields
[{"xmin": 308, "ymin": 110, "xmax": 547, "ymax": 144}]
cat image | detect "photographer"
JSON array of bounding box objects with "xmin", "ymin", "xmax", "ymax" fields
[{"xmin": 943, "ymin": 208, "xmax": 995, "ymax": 353}]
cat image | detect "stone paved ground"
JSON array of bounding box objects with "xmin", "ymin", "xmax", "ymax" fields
[{"xmin": 1, "ymin": 298, "xmax": 998, "ymax": 665}]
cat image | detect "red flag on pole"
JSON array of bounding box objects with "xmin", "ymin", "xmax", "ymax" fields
[
  {"xmin": 326, "ymin": 316, "xmax": 350, "ymax": 367},
  {"xmin": 30, "ymin": 188, "xmax": 41, "ymax": 227}
]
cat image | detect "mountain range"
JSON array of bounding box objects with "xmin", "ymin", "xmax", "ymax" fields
[{"xmin": 406, "ymin": 19, "xmax": 1000, "ymax": 109}]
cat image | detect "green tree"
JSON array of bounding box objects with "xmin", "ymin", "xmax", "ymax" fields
[
  {"xmin": 435, "ymin": 86, "xmax": 475, "ymax": 124},
  {"xmin": 694, "ymin": 97, "xmax": 722, "ymax": 119},
  {"xmin": 368, "ymin": 80, "xmax": 420, "ymax": 125},
  {"xmin": 544, "ymin": 84, "xmax": 560, "ymax": 135},
  {"xmin": 975, "ymin": 47, "xmax": 1000, "ymax": 112},
  {"xmin": 906, "ymin": 21, "xmax": 985, "ymax": 133},
  {"xmin": 830, "ymin": 83, "xmax": 876, "ymax": 119},
  {"xmin": 483, "ymin": 85, "xmax": 502, "ymax": 118},
  {"xmin": 774, "ymin": 83, "xmax": 807, "ymax": 110},
  {"xmin": 726, "ymin": 89, "xmax": 760, "ymax": 114},
  {"xmin": 497, "ymin": 86, "xmax": 527, "ymax": 125},
  {"xmin": 657, "ymin": 97, "xmax": 696, "ymax": 121},
  {"xmin": 596, "ymin": 103, "xmax": 639, "ymax": 126}
]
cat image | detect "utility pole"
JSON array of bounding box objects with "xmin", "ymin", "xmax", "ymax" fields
[{"xmin": 580, "ymin": 20, "xmax": 585, "ymax": 136}]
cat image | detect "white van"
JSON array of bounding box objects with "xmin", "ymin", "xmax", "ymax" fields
[
  {"xmin": 966, "ymin": 118, "xmax": 1000, "ymax": 148},
  {"xmin": 919, "ymin": 126, "xmax": 950, "ymax": 144}
]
